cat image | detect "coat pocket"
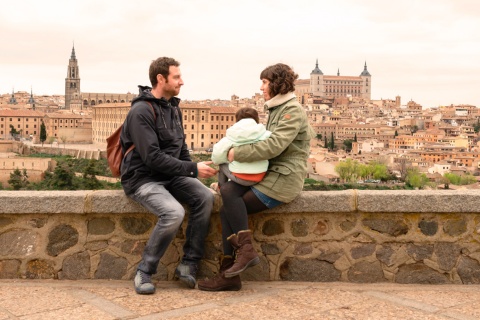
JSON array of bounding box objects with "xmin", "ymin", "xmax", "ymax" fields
[{"xmin": 262, "ymin": 165, "xmax": 292, "ymax": 189}]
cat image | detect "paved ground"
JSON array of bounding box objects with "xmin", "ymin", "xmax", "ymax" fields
[{"xmin": 1, "ymin": 280, "xmax": 480, "ymax": 320}]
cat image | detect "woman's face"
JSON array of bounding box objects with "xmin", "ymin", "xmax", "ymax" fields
[{"xmin": 260, "ymin": 79, "xmax": 271, "ymax": 101}]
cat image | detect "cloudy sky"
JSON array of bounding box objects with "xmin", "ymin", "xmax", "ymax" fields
[{"xmin": 1, "ymin": 0, "xmax": 479, "ymax": 108}]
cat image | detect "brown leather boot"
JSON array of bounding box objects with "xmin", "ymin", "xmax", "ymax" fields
[
  {"xmin": 224, "ymin": 230, "xmax": 260, "ymax": 278},
  {"xmin": 197, "ymin": 255, "xmax": 242, "ymax": 291}
]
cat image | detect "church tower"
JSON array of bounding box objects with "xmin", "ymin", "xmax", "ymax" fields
[
  {"xmin": 65, "ymin": 45, "xmax": 82, "ymax": 109},
  {"xmin": 309, "ymin": 59, "xmax": 324, "ymax": 97},
  {"xmin": 359, "ymin": 61, "xmax": 372, "ymax": 100}
]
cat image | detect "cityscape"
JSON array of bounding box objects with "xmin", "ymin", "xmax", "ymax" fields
[{"xmin": 1, "ymin": 46, "xmax": 479, "ymax": 189}]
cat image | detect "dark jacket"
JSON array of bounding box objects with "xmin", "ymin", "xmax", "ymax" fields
[{"xmin": 120, "ymin": 86, "xmax": 197, "ymax": 195}]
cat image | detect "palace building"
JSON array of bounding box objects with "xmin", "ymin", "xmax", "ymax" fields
[{"xmin": 295, "ymin": 60, "xmax": 372, "ymax": 103}]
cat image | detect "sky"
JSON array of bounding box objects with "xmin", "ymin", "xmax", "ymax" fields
[{"xmin": 1, "ymin": 0, "xmax": 479, "ymax": 109}]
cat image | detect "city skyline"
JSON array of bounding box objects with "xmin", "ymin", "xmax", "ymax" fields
[{"xmin": 1, "ymin": 0, "xmax": 479, "ymax": 108}]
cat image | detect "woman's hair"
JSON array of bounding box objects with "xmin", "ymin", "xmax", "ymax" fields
[
  {"xmin": 260, "ymin": 63, "xmax": 298, "ymax": 97},
  {"xmin": 149, "ymin": 57, "xmax": 180, "ymax": 87},
  {"xmin": 235, "ymin": 107, "xmax": 259, "ymax": 123}
]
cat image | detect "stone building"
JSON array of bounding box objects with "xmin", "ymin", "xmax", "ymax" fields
[
  {"xmin": 64, "ymin": 46, "xmax": 136, "ymax": 110},
  {"xmin": 295, "ymin": 60, "xmax": 372, "ymax": 101},
  {"xmin": 92, "ymin": 102, "xmax": 238, "ymax": 150},
  {"xmin": 0, "ymin": 109, "xmax": 45, "ymax": 140}
]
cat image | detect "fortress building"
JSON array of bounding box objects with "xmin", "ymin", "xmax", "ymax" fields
[{"xmin": 295, "ymin": 60, "xmax": 372, "ymax": 103}]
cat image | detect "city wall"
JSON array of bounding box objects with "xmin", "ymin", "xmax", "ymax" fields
[{"xmin": 2, "ymin": 189, "xmax": 480, "ymax": 285}]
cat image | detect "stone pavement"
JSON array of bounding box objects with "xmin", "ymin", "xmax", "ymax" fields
[{"xmin": 1, "ymin": 280, "xmax": 480, "ymax": 320}]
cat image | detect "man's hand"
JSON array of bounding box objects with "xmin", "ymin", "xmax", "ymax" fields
[
  {"xmin": 227, "ymin": 148, "xmax": 235, "ymax": 162},
  {"xmin": 197, "ymin": 161, "xmax": 218, "ymax": 178}
]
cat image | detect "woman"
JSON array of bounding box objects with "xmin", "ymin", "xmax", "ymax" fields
[{"xmin": 198, "ymin": 63, "xmax": 314, "ymax": 291}]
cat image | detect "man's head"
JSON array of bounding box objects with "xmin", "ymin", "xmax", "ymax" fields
[
  {"xmin": 235, "ymin": 107, "xmax": 259, "ymax": 123},
  {"xmin": 149, "ymin": 57, "xmax": 183, "ymax": 99}
]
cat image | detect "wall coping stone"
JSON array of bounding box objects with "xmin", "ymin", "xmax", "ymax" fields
[{"xmin": 1, "ymin": 189, "xmax": 479, "ymax": 215}]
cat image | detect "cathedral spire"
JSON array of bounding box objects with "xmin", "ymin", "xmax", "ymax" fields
[
  {"xmin": 9, "ymin": 88, "xmax": 17, "ymax": 104},
  {"xmin": 360, "ymin": 61, "xmax": 371, "ymax": 76},
  {"xmin": 311, "ymin": 58, "xmax": 323, "ymax": 75},
  {"xmin": 28, "ymin": 86, "xmax": 35, "ymax": 104},
  {"xmin": 70, "ymin": 43, "xmax": 76, "ymax": 60}
]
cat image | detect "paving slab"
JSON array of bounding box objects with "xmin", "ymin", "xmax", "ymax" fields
[{"xmin": 0, "ymin": 280, "xmax": 479, "ymax": 320}]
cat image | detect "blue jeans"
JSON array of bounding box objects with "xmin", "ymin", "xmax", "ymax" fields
[{"xmin": 129, "ymin": 177, "xmax": 214, "ymax": 274}]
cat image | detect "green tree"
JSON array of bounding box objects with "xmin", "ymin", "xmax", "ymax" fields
[
  {"xmin": 343, "ymin": 139, "xmax": 353, "ymax": 152},
  {"xmin": 394, "ymin": 130, "xmax": 398, "ymax": 137},
  {"xmin": 405, "ymin": 168, "xmax": 429, "ymax": 189},
  {"xmin": 324, "ymin": 136, "xmax": 328, "ymax": 149},
  {"xmin": 8, "ymin": 168, "xmax": 29, "ymax": 190},
  {"xmin": 9, "ymin": 125, "xmax": 19, "ymax": 139},
  {"xmin": 371, "ymin": 162, "xmax": 389, "ymax": 180},
  {"xmin": 40, "ymin": 120, "xmax": 47, "ymax": 146},
  {"xmin": 330, "ymin": 132, "xmax": 335, "ymax": 150},
  {"xmin": 82, "ymin": 159, "xmax": 102, "ymax": 189},
  {"xmin": 474, "ymin": 118, "xmax": 480, "ymax": 133},
  {"xmin": 444, "ymin": 172, "xmax": 477, "ymax": 185},
  {"xmin": 50, "ymin": 160, "xmax": 76, "ymax": 190},
  {"xmin": 353, "ymin": 133, "xmax": 357, "ymax": 142},
  {"xmin": 335, "ymin": 158, "xmax": 360, "ymax": 182}
]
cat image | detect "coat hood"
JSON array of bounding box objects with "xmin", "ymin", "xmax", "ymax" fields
[{"xmin": 227, "ymin": 118, "xmax": 271, "ymax": 145}]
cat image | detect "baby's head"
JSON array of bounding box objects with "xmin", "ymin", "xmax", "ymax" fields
[{"xmin": 235, "ymin": 107, "xmax": 259, "ymax": 123}]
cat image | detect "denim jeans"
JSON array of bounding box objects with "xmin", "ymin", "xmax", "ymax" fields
[{"xmin": 130, "ymin": 177, "xmax": 214, "ymax": 274}]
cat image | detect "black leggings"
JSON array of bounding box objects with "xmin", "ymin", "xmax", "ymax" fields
[{"xmin": 219, "ymin": 181, "xmax": 268, "ymax": 256}]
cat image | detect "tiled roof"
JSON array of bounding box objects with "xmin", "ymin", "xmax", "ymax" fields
[
  {"xmin": 44, "ymin": 113, "xmax": 86, "ymax": 119},
  {"xmin": 210, "ymin": 106, "xmax": 240, "ymax": 114},
  {"xmin": 0, "ymin": 109, "xmax": 45, "ymax": 117}
]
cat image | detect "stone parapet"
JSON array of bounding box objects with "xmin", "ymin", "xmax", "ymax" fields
[{"xmin": 1, "ymin": 190, "xmax": 480, "ymax": 285}]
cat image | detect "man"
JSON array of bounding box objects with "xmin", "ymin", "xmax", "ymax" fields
[{"xmin": 120, "ymin": 57, "xmax": 217, "ymax": 294}]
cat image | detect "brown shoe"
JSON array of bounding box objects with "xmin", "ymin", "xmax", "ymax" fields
[
  {"xmin": 224, "ymin": 230, "xmax": 260, "ymax": 278},
  {"xmin": 197, "ymin": 255, "xmax": 242, "ymax": 291}
]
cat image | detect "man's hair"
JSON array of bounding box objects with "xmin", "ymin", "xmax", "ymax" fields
[
  {"xmin": 235, "ymin": 107, "xmax": 259, "ymax": 123},
  {"xmin": 260, "ymin": 63, "xmax": 298, "ymax": 97},
  {"xmin": 149, "ymin": 57, "xmax": 180, "ymax": 87}
]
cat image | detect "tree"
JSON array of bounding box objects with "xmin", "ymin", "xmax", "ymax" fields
[
  {"xmin": 396, "ymin": 157, "xmax": 412, "ymax": 181},
  {"xmin": 335, "ymin": 158, "xmax": 360, "ymax": 182},
  {"xmin": 40, "ymin": 120, "xmax": 47, "ymax": 146},
  {"xmin": 8, "ymin": 168, "xmax": 29, "ymax": 190},
  {"xmin": 343, "ymin": 139, "xmax": 353, "ymax": 152},
  {"xmin": 405, "ymin": 168, "xmax": 429, "ymax": 189},
  {"xmin": 9, "ymin": 125, "xmax": 19, "ymax": 139},
  {"xmin": 47, "ymin": 136, "xmax": 55, "ymax": 146},
  {"xmin": 82, "ymin": 159, "xmax": 102, "ymax": 189},
  {"xmin": 394, "ymin": 130, "xmax": 398, "ymax": 137},
  {"xmin": 324, "ymin": 136, "xmax": 328, "ymax": 149},
  {"xmin": 330, "ymin": 132, "xmax": 335, "ymax": 150},
  {"xmin": 353, "ymin": 133, "xmax": 357, "ymax": 142},
  {"xmin": 49, "ymin": 160, "xmax": 76, "ymax": 190},
  {"xmin": 474, "ymin": 118, "xmax": 480, "ymax": 133},
  {"xmin": 60, "ymin": 135, "xmax": 67, "ymax": 148}
]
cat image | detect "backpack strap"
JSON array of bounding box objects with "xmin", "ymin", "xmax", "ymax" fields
[{"xmin": 124, "ymin": 101, "xmax": 157, "ymax": 157}]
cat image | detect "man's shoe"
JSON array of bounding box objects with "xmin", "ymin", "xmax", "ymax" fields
[
  {"xmin": 175, "ymin": 262, "xmax": 198, "ymax": 289},
  {"xmin": 134, "ymin": 270, "xmax": 155, "ymax": 295}
]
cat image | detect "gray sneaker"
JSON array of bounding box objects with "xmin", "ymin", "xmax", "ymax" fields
[
  {"xmin": 175, "ymin": 262, "xmax": 198, "ymax": 289},
  {"xmin": 134, "ymin": 270, "xmax": 155, "ymax": 294}
]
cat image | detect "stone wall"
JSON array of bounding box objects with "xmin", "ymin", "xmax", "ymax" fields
[{"xmin": 1, "ymin": 190, "xmax": 480, "ymax": 285}]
